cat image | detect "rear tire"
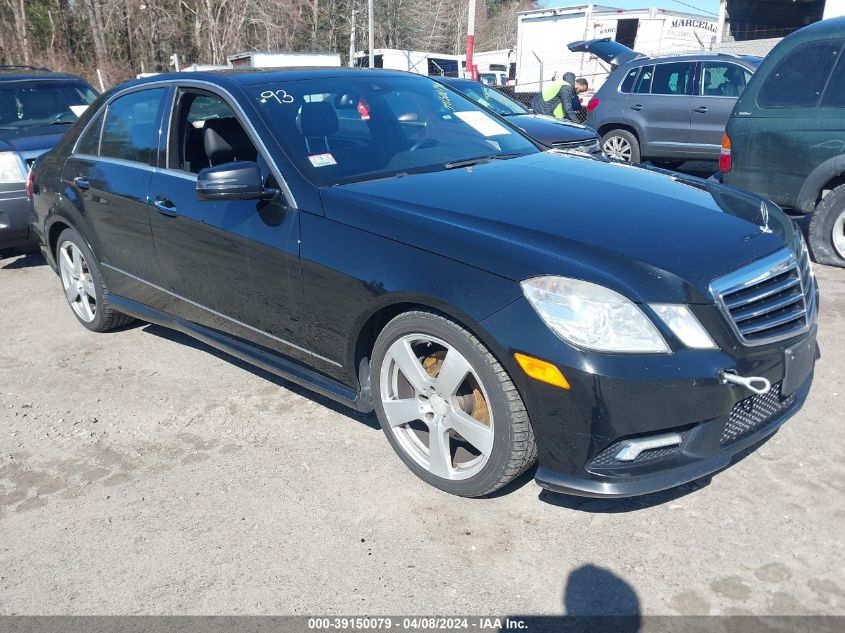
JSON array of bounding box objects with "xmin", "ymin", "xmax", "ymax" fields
[
  {"xmin": 601, "ymin": 129, "xmax": 641, "ymax": 164},
  {"xmin": 808, "ymin": 184, "xmax": 845, "ymax": 268},
  {"xmin": 56, "ymin": 227, "xmax": 135, "ymax": 332},
  {"xmin": 371, "ymin": 310, "xmax": 537, "ymax": 497}
]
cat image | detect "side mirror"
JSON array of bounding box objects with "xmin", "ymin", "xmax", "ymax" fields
[{"xmin": 196, "ymin": 161, "xmax": 276, "ymax": 201}]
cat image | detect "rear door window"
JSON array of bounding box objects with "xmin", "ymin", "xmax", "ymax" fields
[
  {"xmin": 758, "ymin": 40, "xmax": 843, "ymax": 108},
  {"xmin": 99, "ymin": 88, "xmax": 165, "ymax": 165},
  {"xmin": 650, "ymin": 62, "xmax": 694, "ymax": 95},
  {"xmin": 633, "ymin": 65, "xmax": 654, "ymax": 94},
  {"xmin": 821, "ymin": 51, "xmax": 845, "ymax": 107},
  {"xmin": 76, "ymin": 110, "xmax": 105, "ymax": 155},
  {"xmin": 700, "ymin": 62, "xmax": 753, "ymax": 97}
]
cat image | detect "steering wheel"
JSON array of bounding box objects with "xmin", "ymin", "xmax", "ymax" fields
[{"xmin": 408, "ymin": 138, "xmax": 440, "ymax": 152}]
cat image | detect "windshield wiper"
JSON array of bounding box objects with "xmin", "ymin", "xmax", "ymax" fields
[{"xmin": 444, "ymin": 152, "xmax": 526, "ymax": 170}]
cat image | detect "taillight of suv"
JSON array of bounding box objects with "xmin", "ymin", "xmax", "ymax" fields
[
  {"xmin": 719, "ymin": 134, "xmax": 732, "ymax": 173},
  {"xmin": 587, "ymin": 98, "xmax": 600, "ymax": 112}
]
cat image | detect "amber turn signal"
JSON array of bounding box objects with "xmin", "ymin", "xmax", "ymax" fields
[{"xmin": 514, "ymin": 353, "xmax": 570, "ymax": 390}]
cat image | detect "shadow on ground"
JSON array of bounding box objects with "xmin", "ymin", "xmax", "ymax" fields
[
  {"xmin": 141, "ymin": 323, "xmax": 380, "ymax": 430},
  {"xmin": 1, "ymin": 251, "xmax": 46, "ymax": 269},
  {"xmin": 503, "ymin": 564, "xmax": 641, "ymax": 632}
]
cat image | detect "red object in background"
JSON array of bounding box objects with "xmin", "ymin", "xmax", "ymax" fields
[
  {"xmin": 467, "ymin": 34, "xmax": 477, "ymax": 80},
  {"xmin": 357, "ymin": 98, "xmax": 371, "ymax": 120},
  {"xmin": 720, "ymin": 133, "xmax": 732, "ymax": 173},
  {"xmin": 587, "ymin": 98, "xmax": 600, "ymax": 112}
]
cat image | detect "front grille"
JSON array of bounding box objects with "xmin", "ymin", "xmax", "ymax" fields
[
  {"xmin": 552, "ymin": 139, "xmax": 600, "ymax": 154},
  {"xmin": 722, "ymin": 382, "xmax": 794, "ymax": 446},
  {"xmin": 711, "ymin": 247, "xmax": 815, "ymax": 346}
]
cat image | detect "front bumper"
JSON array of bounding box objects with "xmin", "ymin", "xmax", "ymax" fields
[
  {"xmin": 480, "ymin": 297, "xmax": 818, "ymax": 499},
  {"xmin": 0, "ymin": 186, "xmax": 33, "ymax": 250}
]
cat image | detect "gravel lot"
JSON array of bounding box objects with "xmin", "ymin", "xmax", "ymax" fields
[{"xmin": 0, "ymin": 251, "xmax": 843, "ymax": 617}]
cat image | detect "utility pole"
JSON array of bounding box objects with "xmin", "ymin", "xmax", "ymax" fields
[
  {"xmin": 349, "ymin": 8, "xmax": 356, "ymax": 67},
  {"xmin": 466, "ymin": 0, "xmax": 476, "ymax": 80},
  {"xmin": 368, "ymin": 0, "xmax": 374, "ymax": 69}
]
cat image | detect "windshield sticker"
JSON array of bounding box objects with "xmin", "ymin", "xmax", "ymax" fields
[
  {"xmin": 454, "ymin": 111, "xmax": 510, "ymax": 137},
  {"xmin": 433, "ymin": 84, "xmax": 454, "ymax": 112},
  {"xmin": 260, "ymin": 89, "xmax": 295, "ymax": 105},
  {"xmin": 308, "ymin": 153, "xmax": 337, "ymax": 168}
]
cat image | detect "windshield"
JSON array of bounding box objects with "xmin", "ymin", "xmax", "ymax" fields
[
  {"xmin": 454, "ymin": 82, "xmax": 527, "ymax": 116},
  {"xmin": 249, "ymin": 74, "xmax": 538, "ymax": 186},
  {"xmin": 0, "ymin": 80, "xmax": 97, "ymax": 128}
]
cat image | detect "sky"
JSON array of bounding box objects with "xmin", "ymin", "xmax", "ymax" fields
[{"xmin": 540, "ymin": 0, "xmax": 721, "ymax": 18}]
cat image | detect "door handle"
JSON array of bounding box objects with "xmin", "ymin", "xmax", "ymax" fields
[
  {"xmin": 73, "ymin": 176, "xmax": 89, "ymax": 190},
  {"xmin": 631, "ymin": 104, "xmax": 643, "ymax": 111},
  {"xmin": 694, "ymin": 106, "xmax": 709, "ymax": 114},
  {"xmin": 153, "ymin": 197, "xmax": 178, "ymax": 217}
]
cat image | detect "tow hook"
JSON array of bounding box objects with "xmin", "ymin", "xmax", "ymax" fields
[{"xmin": 719, "ymin": 370, "xmax": 772, "ymax": 395}]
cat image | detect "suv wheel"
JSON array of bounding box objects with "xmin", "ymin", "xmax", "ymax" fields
[
  {"xmin": 56, "ymin": 227, "xmax": 135, "ymax": 331},
  {"xmin": 808, "ymin": 184, "xmax": 845, "ymax": 268},
  {"xmin": 371, "ymin": 310, "xmax": 537, "ymax": 497},
  {"xmin": 601, "ymin": 129, "xmax": 640, "ymax": 164}
]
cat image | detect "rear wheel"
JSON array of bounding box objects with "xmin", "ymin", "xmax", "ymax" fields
[
  {"xmin": 601, "ymin": 129, "xmax": 640, "ymax": 164},
  {"xmin": 371, "ymin": 310, "xmax": 537, "ymax": 497},
  {"xmin": 808, "ymin": 184, "xmax": 845, "ymax": 268},
  {"xmin": 56, "ymin": 227, "xmax": 135, "ymax": 331}
]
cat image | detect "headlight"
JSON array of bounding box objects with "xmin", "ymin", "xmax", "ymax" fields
[
  {"xmin": 0, "ymin": 152, "xmax": 25, "ymax": 184},
  {"xmin": 649, "ymin": 305, "xmax": 717, "ymax": 349},
  {"xmin": 521, "ymin": 276, "xmax": 669, "ymax": 353}
]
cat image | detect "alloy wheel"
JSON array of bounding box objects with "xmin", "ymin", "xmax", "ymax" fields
[
  {"xmin": 379, "ymin": 334, "xmax": 495, "ymax": 481},
  {"xmin": 833, "ymin": 208, "xmax": 845, "ymax": 260},
  {"xmin": 58, "ymin": 240, "xmax": 97, "ymax": 322},
  {"xmin": 603, "ymin": 135, "xmax": 632, "ymax": 162}
]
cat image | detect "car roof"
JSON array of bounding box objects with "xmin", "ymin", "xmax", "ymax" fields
[
  {"xmin": 0, "ymin": 66, "xmax": 88, "ymax": 82},
  {"xmin": 628, "ymin": 52, "xmax": 763, "ymax": 66},
  {"xmin": 783, "ymin": 15, "xmax": 845, "ymax": 42},
  {"xmin": 128, "ymin": 66, "xmax": 420, "ymax": 90}
]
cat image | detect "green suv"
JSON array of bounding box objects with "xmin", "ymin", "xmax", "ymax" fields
[{"xmin": 721, "ymin": 16, "xmax": 845, "ymax": 268}]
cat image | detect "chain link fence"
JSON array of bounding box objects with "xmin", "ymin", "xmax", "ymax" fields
[{"xmin": 493, "ymin": 86, "xmax": 589, "ymax": 124}]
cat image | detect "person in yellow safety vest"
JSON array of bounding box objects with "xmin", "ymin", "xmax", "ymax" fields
[{"xmin": 530, "ymin": 71, "xmax": 581, "ymax": 121}]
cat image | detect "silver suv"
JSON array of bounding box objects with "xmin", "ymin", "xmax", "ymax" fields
[{"xmin": 568, "ymin": 39, "xmax": 761, "ymax": 168}]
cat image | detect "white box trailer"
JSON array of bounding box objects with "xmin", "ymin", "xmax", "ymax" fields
[
  {"xmin": 227, "ymin": 51, "xmax": 342, "ymax": 69},
  {"xmin": 514, "ymin": 4, "xmax": 719, "ymax": 93},
  {"xmin": 353, "ymin": 49, "xmax": 464, "ymax": 76},
  {"xmin": 462, "ymin": 49, "xmax": 514, "ymax": 84}
]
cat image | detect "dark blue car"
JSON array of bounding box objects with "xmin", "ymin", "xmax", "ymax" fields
[
  {"xmin": 0, "ymin": 66, "xmax": 96, "ymax": 255},
  {"xmin": 30, "ymin": 68, "xmax": 818, "ymax": 499}
]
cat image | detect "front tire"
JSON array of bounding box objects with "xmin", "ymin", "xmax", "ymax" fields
[
  {"xmin": 601, "ymin": 129, "xmax": 641, "ymax": 164},
  {"xmin": 56, "ymin": 227, "xmax": 135, "ymax": 332},
  {"xmin": 371, "ymin": 311, "xmax": 537, "ymax": 497},
  {"xmin": 808, "ymin": 184, "xmax": 845, "ymax": 268}
]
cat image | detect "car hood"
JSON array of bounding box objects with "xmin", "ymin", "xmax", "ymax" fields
[
  {"xmin": 320, "ymin": 152, "xmax": 794, "ymax": 304},
  {"xmin": 506, "ymin": 114, "xmax": 597, "ymax": 146},
  {"xmin": 0, "ymin": 125, "xmax": 69, "ymax": 153}
]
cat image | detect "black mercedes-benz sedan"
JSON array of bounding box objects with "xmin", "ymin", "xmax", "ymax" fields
[
  {"xmin": 436, "ymin": 76, "xmax": 601, "ymax": 155},
  {"xmin": 30, "ymin": 68, "xmax": 818, "ymax": 499}
]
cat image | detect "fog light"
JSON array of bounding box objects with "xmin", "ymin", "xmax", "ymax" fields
[{"xmin": 514, "ymin": 353, "xmax": 570, "ymax": 390}]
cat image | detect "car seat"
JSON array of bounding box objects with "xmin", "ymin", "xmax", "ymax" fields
[
  {"xmin": 299, "ymin": 101, "xmax": 339, "ymax": 154},
  {"xmin": 203, "ymin": 118, "xmax": 257, "ymax": 166}
]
